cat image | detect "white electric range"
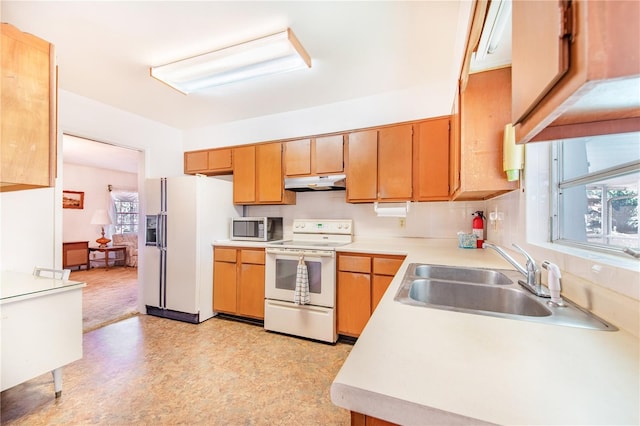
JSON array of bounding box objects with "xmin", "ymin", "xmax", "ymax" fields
[{"xmin": 264, "ymin": 219, "xmax": 353, "ymax": 343}]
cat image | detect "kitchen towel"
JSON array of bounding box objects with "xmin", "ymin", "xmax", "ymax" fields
[{"xmin": 294, "ymin": 256, "xmax": 310, "ymax": 305}]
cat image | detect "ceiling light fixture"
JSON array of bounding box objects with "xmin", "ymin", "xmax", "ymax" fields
[
  {"xmin": 474, "ymin": 0, "xmax": 511, "ymax": 61},
  {"xmin": 150, "ymin": 28, "xmax": 311, "ymax": 94}
]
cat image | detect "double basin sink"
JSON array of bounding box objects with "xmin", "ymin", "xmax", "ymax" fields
[{"xmin": 394, "ymin": 264, "xmax": 616, "ymax": 331}]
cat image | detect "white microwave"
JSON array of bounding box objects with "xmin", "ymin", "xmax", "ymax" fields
[{"xmin": 230, "ymin": 217, "xmax": 283, "ymax": 242}]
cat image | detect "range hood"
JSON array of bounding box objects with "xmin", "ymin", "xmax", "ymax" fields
[{"xmin": 284, "ymin": 174, "xmax": 346, "ymax": 192}]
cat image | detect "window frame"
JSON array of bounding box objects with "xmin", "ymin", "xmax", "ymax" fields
[
  {"xmin": 112, "ymin": 196, "xmax": 139, "ymax": 235},
  {"xmin": 550, "ymin": 140, "xmax": 640, "ymax": 257}
]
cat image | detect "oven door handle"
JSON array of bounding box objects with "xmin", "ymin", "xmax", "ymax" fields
[{"xmin": 265, "ymin": 248, "xmax": 335, "ymax": 257}]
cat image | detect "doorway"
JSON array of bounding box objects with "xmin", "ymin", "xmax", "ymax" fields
[{"xmin": 62, "ymin": 134, "xmax": 141, "ymax": 332}]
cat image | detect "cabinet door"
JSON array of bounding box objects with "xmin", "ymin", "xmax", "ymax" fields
[
  {"xmin": 233, "ymin": 145, "xmax": 256, "ymax": 204},
  {"xmin": 314, "ymin": 135, "xmax": 344, "ymax": 174},
  {"xmin": 284, "ymin": 139, "xmax": 311, "ymax": 176},
  {"xmin": 346, "ymin": 130, "xmax": 378, "ymax": 202},
  {"xmin": 1, "ymin": 24, "xmax": 54, "ymax": 190},
  {"xmin": 378, "ymin": 125, "xmax": 413, "ymax": 200},
  {"xmin": 511, "ymin": 0, "xmax": 570, "ymax": 125},
  {"xmin": 414, "ymin": 118, "xmax": 450, "ymax": 201},
  {"xmin": 337, "ymin": 271, "xmax": 371, "ymax": 337},
  {"xmin": 213, "ymin": 260, "xmax": 237, "ymax": 314},
  {"xmin": 450, "ymin": 85, "xmax": 462, "ymax": 196},
  {"xmin": 454, "ymin": 68, "xmax": 518, "ymax": 200},
  {"xmin": 371, "ymin": 275, "xmax": 393, "ymax": 313},
  {"xmin": 256, "ymin": 142, "xmax": 284, "ymax": 203},
  {"xmin": 184, "ymin": 151, "xmax": 209, "ymax": 173},
  {"xmin": 208, "ymin": 148, "xmax": 232, "ymax": 172},
  {"xmin": 237, "ymin": 263, "xmax": 265, "ymax": 319}
]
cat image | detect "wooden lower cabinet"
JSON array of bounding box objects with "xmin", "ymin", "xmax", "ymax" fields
[
  {"xmin": 351, "ymin": 412, "xmax": 398, "ymax": 426},
  {"xmin": 337, "ymin": 252, "xmax": 405, "ymax": 337},
  {"xmin": 213, "ymin": 246, "xmax": 265, "ymax": 320}
]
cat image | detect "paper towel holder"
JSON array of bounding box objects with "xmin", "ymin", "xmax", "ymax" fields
[{"xmin": 374, "ymin": 201, "xmax": 411, "ymax": 218}]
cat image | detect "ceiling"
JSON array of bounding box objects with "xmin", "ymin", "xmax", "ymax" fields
[{"xmin": 2, "ymin": 1, "xmax": 510, "ymax": 174}]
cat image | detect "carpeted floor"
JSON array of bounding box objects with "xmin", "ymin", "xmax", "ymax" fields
[{"xmin": 70, "ymin": 267, "xmax": 139, "ymax": 333}]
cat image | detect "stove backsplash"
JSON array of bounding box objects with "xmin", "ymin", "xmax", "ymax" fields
[{"xmin": 245, "ymin": 191, "xmax": 485, "ymax": 240}]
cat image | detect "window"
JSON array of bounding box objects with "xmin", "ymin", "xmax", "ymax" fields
[
  {"xmin": 552, "ymin": 132, "xmax": 640, "ymax": 254},
  {"xmin": 111, "ymin": 190, "xmax": 139, "ymax": 234}
]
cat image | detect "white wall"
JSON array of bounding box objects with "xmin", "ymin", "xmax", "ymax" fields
[
  {"xmin": 62, "ymin": 163, "xmax": 137, "ymax": 243},
  {"xmin": 0, "ymin": 187, "xmax": 57, "ymax": 273},
  {"xmin": 59, "ymin": 90, "xmax": 183, "ymax": 179},
  {"xmin": 0, "ymin": 91, "xmax": 183, "ymax": 274},
  {"xmin": 183, "ymin": 86, "xmax": 453, "ymax": 150}
]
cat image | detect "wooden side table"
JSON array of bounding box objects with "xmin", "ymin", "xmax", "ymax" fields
[{"xmin": 88, "ymin": 246, "xmax": 127, "ymax": 270}]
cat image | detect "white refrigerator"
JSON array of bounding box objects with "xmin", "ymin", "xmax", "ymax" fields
[{"xmin": 143, "ymin": 175, "xmax": 240, "ymax": 323}]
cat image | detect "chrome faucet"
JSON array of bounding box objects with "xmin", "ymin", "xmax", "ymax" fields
[{"xmin": 482, "ymin": 242, "xmax": 549, "ymax": 298}]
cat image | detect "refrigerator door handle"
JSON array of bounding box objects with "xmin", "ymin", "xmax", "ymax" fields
[{"xmin": 156, "ymin": 213, "xmax": 165, "ymax": 249}]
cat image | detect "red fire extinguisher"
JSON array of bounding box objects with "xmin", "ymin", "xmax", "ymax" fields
[{"xmin": 472, "ymin": 211, "xmax": 485, "ymax": 249}]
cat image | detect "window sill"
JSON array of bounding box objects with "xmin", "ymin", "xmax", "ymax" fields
[{"xmin": 529, "ymin": 241, "xmax": 640, "ymax": 300}]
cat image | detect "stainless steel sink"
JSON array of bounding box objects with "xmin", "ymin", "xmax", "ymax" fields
[
  {"xmin": 409, "ymin": 279, "xmax": 551, "ymax": 317},
  {"xmin": 413, "ymin": 264, "xmax": 513, "ymax": 285},
  {"xmin": 395, "ymin": 263, "xmax": 617, "ymax": 331}
]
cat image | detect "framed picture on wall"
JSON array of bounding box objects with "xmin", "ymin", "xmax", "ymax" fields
[{"xmin": 63, "ymin": 190, "xmax": 84, "ymax": 209}]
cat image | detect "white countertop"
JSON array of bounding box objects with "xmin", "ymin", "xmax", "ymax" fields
[
  {"xmin": 1, "ymin": 271, "xmax": 86, "ymax": 304},
  {"xmin": 329, "ymin": 238, "xmax": 640, "ymax": 425}
]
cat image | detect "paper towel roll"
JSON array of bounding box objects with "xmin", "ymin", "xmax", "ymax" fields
[
  {"xmin": 374, "ymin": 202, "xmax": 410, "ymax": 217},
  {"xmin": 503, "ymin": 123, "xmax": 523, "ymax": 181}
]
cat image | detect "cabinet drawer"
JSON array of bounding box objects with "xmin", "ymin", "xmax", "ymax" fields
[
  {"xmin": 338, "ymin": 255, "xmax": 371, "ymax": 273},
  {"xmin": 240, "ymin": 249, "xmax": 265, "ymax": 265},
  {"xmin": 373, "ymin": 257, "xmax": 404, "ymax": 276},
  {"xmin": 214, "ymin": 247, "xmax": 237, "ymax": 263}
]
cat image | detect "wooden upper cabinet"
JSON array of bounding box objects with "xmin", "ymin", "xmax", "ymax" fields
[
  {"xmin": 453, "ymin": 67, "xmax": 518, "ymax": 201},
  {"xmin": 314, "ymin": 135, "xmax": 344, "ymax": 174},
  {"xmin": 256, "ymin": 142, "xmax": 282, "ymax": 202},
  {"xmin": 511, "ymin": 1, "xmax": 570, "ymax": 127},
  {"xmin": 233, "ymin": 142, "xmax": 295, "ymax": 205},
  {"xmin": 378, "ymin": 124, "xmax": 412, "ymax": 201},
  {"xmin": 184, "ymin": 148, "xmax": 233, "ymax": 175},
  {"xmin": 512, "ymin": 0, "xmax": 640, "ymax": 143},
  {"xmin": 413, "ymin": 117, "xmax": 450, "ymax": 201},
  {"xmin": 284, "ymin": 138, "xmax": 311, "ymax": 176},
  {"xmin": 284, "ymin": 135, "xmax": 344, "ymax": 177},
  {"xmin": 346, "ymin": 126, "xmax": 413, "ymax": 203},
  {"xmin": 345, "ymin": 130, "xmax": 378, "ymax": 202},
  {"xmin": 232, "ymin": 145, "xmax": 256, "ymax": 204},
  {"xmin": 1, "ymin": 23, "xmax": 56, "ymax": 192},
  {"xmin": 450, "ymin": 87, "xmax": 461, "ymax": 197}
]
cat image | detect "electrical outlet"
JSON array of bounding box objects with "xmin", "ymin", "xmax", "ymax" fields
[{"xmin": 399, "ymin": 218, "xmax": 406, "ymax": 228}]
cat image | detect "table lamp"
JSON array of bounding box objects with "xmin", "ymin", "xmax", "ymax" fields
[{"xmin": 90, "ymin": 209, "xmax": 112, "ymax": 248}]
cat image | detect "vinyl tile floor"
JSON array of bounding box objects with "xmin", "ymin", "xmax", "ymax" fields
[{"xmin": 1, "ymin": 315, "xmax": 353, "ymax": 425}]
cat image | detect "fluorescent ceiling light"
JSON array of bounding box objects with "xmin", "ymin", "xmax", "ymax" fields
[
  {"xmin": 150, "ymin": 28, "xmax": 311, "ymax": 94},
  {"xmin": 474, "ymin": 0, "xmax": 511, "ymax": 61}
]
